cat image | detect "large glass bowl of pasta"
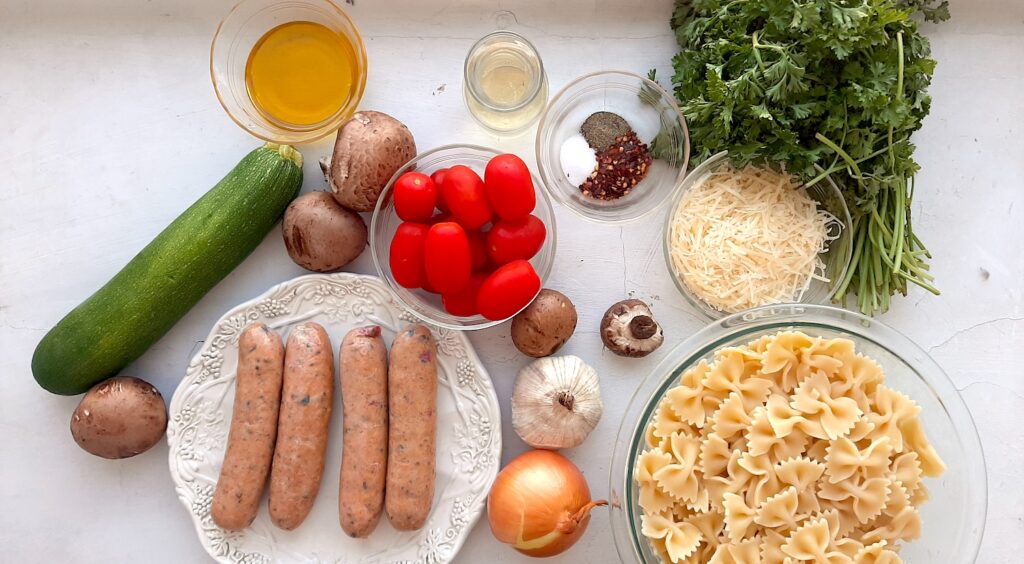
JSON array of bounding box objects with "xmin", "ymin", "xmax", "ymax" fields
[{"xmin": 609, "ymin": 304, "xmax": 985, "ymax": 564}]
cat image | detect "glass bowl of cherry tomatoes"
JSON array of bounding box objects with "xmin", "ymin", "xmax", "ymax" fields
[{"xmin": 370, "ymin": 144, "xmax": 557, "ymax": 330}]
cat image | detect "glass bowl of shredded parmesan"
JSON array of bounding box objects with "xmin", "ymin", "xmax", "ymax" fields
[
  {"xmin": 608, "ymin": 304, "xmax": 986, "ymax": 564},
  {"xmin": 663, "ymin": 151, "xmax": 852, "ymax": 318}
]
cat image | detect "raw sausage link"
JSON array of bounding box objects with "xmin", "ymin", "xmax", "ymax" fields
[
  {"xmin": 268, "ymin": 322, "xmax": 335, "ymax": 530},
  {"xmin": 338, "ymin": 326, "xmax": 389, "ymax": 538},
  {"xmin": 385, "ymin": 324, "xmax": 438, "ymax": 531},
  {"xmin": 211, "ymin": 323, "xmax": 284, "ymax": 531}
]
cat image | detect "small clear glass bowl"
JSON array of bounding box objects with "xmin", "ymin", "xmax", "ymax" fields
[
  {"xmin": 210, "ymin": 0, "xmax": 367, "ymax": 144},
  {"xmin": 369, "ymin": 145, "xmax": 557, "ymax": 331},
  {"xmin": 664, "ymin": 151, "xmax": 853, "ymax": 319},
  {"xmin": 535, "ymin": 70, "xmax": 690, "ymax": 224},
  {"xmin": 609, "ymin": 304, "xmax": 987, "ymax": 564}
]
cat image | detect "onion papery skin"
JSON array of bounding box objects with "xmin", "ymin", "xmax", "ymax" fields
[{"xmin": 487, "ymin": 450, "xmax": 607, "ymax": 557}]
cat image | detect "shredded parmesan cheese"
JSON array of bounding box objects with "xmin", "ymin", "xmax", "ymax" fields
[{"xmin": 668, "ymin": 163, "xmax": 841, "ymax": 313}]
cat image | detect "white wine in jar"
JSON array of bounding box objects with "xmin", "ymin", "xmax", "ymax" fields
[{"xmin": 464, "ymin": 31, "xmax": 548, "ymax": 133}]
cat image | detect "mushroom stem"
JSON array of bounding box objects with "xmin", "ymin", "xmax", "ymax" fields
[
  {"xmin": 629, "ymin": 315, "xmax": 657, "ymax": 339},
  {"xmin": 555, "ymin": 390, "xmax": 575, "ymax": 411}
]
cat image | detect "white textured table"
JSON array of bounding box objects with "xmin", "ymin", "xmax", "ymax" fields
[{"xmin": 1, "ymin": 1, "xmax": 1021, "ymax": 562}]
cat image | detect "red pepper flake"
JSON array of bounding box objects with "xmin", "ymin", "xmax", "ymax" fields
[{"xmin": 579, "ymin": 131, "xmax": 652, "ymax": 201}]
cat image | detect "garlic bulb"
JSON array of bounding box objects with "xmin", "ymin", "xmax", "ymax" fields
[{"xmin": 512, "ymin": 355, "xmax": 603, "ymax": 450}]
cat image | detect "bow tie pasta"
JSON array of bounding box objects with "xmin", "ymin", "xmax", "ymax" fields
[{"xmin": 633, "ymin": 331, "xmax": 945, "ymax": 564}]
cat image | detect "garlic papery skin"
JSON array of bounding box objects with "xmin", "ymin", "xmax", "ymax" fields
[{"xmin": 512, "ymin": 355, "xmax": 603, "ymax": 450}]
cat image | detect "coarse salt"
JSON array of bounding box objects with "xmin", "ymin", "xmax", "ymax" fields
[{"xmin": 560, "ymin": 134, "xmax": 598, "ymax": 186}]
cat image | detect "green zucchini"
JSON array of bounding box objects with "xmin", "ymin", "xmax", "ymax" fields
[{"xmin": 32, "ymin": 143, "xmax": 303, "ymax": 395}]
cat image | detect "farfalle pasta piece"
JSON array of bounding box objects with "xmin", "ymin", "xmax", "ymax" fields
[
  {"xmin": 806, "ymin": 438, "xmax": 830, "ymax": 463},
  {"xmin": 689, "ymin": 508, "xmax": 726, "ymax": 548},
  {"xmin": 854, "ymin": 540, "xmax": 902, "ymax": 564},
  {"xmin": 666, "ymin": 360, "xmax": 718, "ymax": 427},
  {"xmin": 761, "ymin": 331, "xmax": 815, "ymax": 391},
  {"xmin": 890, "ymin": 452, "xmax": 923, "ymax": 497},
  {"xmin": 825, "ymin": 436, "xmax": 893, "ymax": 483},
  {"xmin": 897, "ymin": 417, "xmax": 945, "ymax": 477},
  {"xmin": 653, "ymin": 398, "xmax": 699, "ymax": 441},
  {"xmin": 704, "ymin": 349, "xmax": 773, "ymax": 408},
  {"xmin": 879, "ymin": 481, "xmax": 911, "ymax": 520},
  {"xmin": 654, "ymin": 433, "xmax": 702, "ymax": 502},
  {"xmin": 781, "ymin": 517, "xmax": 853, "ymax": 564},
  {"xmin": 759, "ymin": 529, "xmax": 789, "ymax": 563},
  {"xmin": 709, "ymin": 538, "xmax": 761, "ymax": 564},
  {"xmin": 791, "ymin": 372, "xmax": 862, "ymax": 440},
  {"xmin": 859, "ymin": 503, "xmax": 922, "ymax": 546},
  {"xmin": 819, "ymin": 476, "xmax": 891, "ymax": 524},
  {"xmin": 801, "ymin": 336, "xmax": 849, "ymax": 377},
  {"xmin": 776, "ymin": 457, "xmax": 826, "ymax": 513},
  {"xmin": 642, "ymin": 512, "xmax": 703, "ymax": 563},
  {"xmin": 833, "ymin": 353, "xmax": 884, "ymax": 411},
  {"xmin": 765, "ymin": 393, "xmax": 811, "ymax": 438},
  {"xmin": 722, "ymin": 492, "xmax": 757, "ymax": 541},
  {"xmin": 754, "ymin": 486, "xmax": 800, "ymax": 530},
  {"xmin": 847, "ymin": 418, "xmax": 877, "ymax": 442},
  {"xmin": 710, "ymin": 392, "xmax": 753, "ymax": 440},
  {"xmin": 748, "ymin": 405, "xmax": 809, "ymax": 462},
  {"xmin": 637, "ymin": 449, "xmax": 676, "ymax": 514},
  {"xmin": 866, "ymin": 385, "xmax": 920, "ymax": 452},
  {"xmin": 699, "ymin": 432, "xmax": 733, "ymax": 477},
  {"xmin": 908, "ymin": 482, "xmax": 929, "ymax": 505}
]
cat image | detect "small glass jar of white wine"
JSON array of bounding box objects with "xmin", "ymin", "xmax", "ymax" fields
[{"xmin": 463, "ymin": 31, "xmax": 548, "ymax": 133}]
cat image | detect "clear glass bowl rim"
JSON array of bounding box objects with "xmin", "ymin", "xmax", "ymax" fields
[
  {"xmin": 607, "ymin": 303, "xmax": 987, "ymax": 564},
  {"xmin": 663, "ymin": 150, "xmax": 854, "ymax": 320},
  {"xmin": 368, "ymin": 143, "xmax": 557, "ymax": 331},
  {"xmin": 209, "ymin": 0, "xmax": 368, "ymax": 144},
  {"xmin": 534, "ymin": 69, "xmax": 691, "ymax": 225}
]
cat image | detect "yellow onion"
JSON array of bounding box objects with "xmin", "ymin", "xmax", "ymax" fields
[{"xmin": 487, "ymin": 449, "xmax": 608, "ymax": 557}]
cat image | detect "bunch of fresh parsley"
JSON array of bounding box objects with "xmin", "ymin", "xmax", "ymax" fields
[{"xmin": 665, "ymin": 0, "xmax": 949, "ymax": 314}]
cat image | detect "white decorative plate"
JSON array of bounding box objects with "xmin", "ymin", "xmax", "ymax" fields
[{"xmin": 167, "ymin": 273, "xmax": 501, "ymax": 564}]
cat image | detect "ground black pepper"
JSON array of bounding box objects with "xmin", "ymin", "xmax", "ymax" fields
[
  {"xmin": 581, "ymin": 111, "xmax": 631, "ymax": 151},
  {"xmin": 579, "ymin": 131, "xmax": 652, "ymax": 200}
]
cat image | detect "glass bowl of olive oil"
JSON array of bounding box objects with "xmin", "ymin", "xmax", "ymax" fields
[{"xmin": 211, "ymin": 0, "xmax": 367, "ymax": 144}]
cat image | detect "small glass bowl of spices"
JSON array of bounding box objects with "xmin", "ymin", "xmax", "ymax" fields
[{"xmin": 536, "ymin": 71, "xmax": 689, "ymax": 224}]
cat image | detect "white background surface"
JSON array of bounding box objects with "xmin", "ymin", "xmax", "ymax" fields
[{"xmin": 1, "ymin": 0, "xmax": 1021, "ymax": 562}]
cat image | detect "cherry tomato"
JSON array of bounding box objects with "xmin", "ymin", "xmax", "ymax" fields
[
  {"xmin": 393, "ymin": 172, "xmax": 436, "ymax": 222},
  {"xmin": 484, "ymin": 153, "xmax": 536, "ymax": 221},
  {"xmin": 430, "ymin": 168, "xmax": 450, "ymax": 213},
  {"xmin": 467, "ymin": 229, "xmax": 489, "ymax": 271},
  {"xmin": 442, "ymin": 273, "xmax": 486, "ymax": 317},
  {"xmin": 389, "ymin": 222, "xmax": 430, "ymax": 289},
  {"xmin": 442, "ymin": 165, "xmax": 492, "ymax": 230},
  {"xmin": 476, "ymin": 260, "xmax": 541, "ymax": 321},
  {"xmin": 424, "ymin": 222, "xmax": 472, "ymax": 295},
  {"xmin": 487, "ymin": 214, "xmax": 546, "ymax": 265}
]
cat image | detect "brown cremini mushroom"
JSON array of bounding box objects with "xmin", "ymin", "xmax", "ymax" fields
[
  {"xmin": 282, "ymin": 191, "xmax": 367, "ymax": 272},
  {"xmin": 600, "ymin": 299, "xmax": 664, "ymax": 358},
  {"xmin": 510, "ymin": 289, "xmax": 578, "ymax": 357},
  {"xmin": 70, "ymin": 376, "xmax": 168, "ymax": 459},
  {"xmin": 319, "ymin": 111, "xmax": 417, "ymax": 212}
]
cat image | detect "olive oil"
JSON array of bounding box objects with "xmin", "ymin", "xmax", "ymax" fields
[{"xmin": 245, "ymin": 21, "xmax": 358, "ymax": 126}]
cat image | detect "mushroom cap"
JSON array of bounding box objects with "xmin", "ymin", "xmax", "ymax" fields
[
  {"xmin": 70, "ymin": 376, "xmax": 168, "ymax": 459},
  {"xmin": 282, "ymin": 191, "xmax": 368, "ymax": 272},
  {"xmin": 600, "ymin": 299, "xmax": 665, "ymax": 358},
  {"xmin": 322, "ymin": 110, "xmax": 417, "ymax": 212},
  {"xmin": 510, "ymin": 289, "xmax": 578, "ymax": 357}
]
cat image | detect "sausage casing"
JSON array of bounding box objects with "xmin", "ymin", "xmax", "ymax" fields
[
  {"xmin": 211, "ymin": 323, "xmax": 284, "ymax": 531},
  {"xmin": 385, "ymin": 324, "xmax": 438, "ymax": 531},
  {"xmin": 338, "ymin": 325, "xmax": 389, "ymax": 538},
  {"xmin": 268, "ymin": 322, "xmax": 334, "ymax": 531}
]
